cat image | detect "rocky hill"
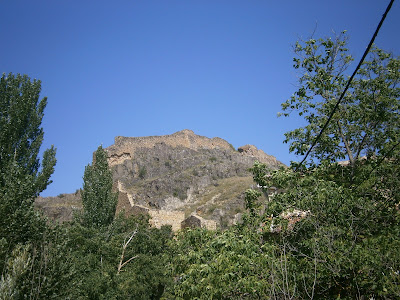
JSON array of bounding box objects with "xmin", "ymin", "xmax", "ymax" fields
[{"xmin": 36, "ymin": 130, "xmax": 285, "ymax": 228}]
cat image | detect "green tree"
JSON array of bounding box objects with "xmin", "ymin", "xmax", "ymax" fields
[
  {"xmin": 241, "ymin": 32, "xmax": 400, "ymax": 298},
  {"xmin": 281, "ymin": 32, "xmax": 400, "ymax": 168},
  {"xmin": 0, "ymin": 226, "xmax": 78, "ymax": 299},
  {"xmin": 0, "ymin": 73, "xmax": 56, "ymax": 248},
  {"xmin": 81, "ymin": 145, "xmax": 118, "ymax": 228},
  {"xmin": 168, "ymin": 227, "xmax": 275, "ymax": 299},
  {"xmin": 247, "ymin": 159, "xmax": 400, "ymax": 298},
  {"xmin": 168, "ymin": 222, "xmax": 305, "ymax": 299},
  {"xmin": 0, "ymin": 73, "xmax": 75, "ymax": 299},
  {"xmin": 66, "ymin": 214, "xmax": 173, "ymax": 299}
]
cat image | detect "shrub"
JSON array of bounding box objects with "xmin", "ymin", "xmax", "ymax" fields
[{"xmin": 138, "ymin": 166, "xmax": 147, "ymax": 179}]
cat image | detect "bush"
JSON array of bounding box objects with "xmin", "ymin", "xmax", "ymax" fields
[{"xmin": 138, "ymin": 166, "xmax": 147, "ymax": 179}]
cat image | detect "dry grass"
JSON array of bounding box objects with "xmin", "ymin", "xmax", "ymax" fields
[{"xmin": 183, "ymin": 176, "xmax": 264, "ymax": 218}]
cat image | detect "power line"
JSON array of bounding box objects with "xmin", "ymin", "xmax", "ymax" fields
[{"xmin": 295, "ymin": 0, "xmax": 395, "ymax": 171}]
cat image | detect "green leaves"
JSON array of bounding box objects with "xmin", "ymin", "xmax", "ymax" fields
[
  {"xmin": 283, "ymin": 33, "xmax": 400, "ymax": 167},
  {"xmin": 251, "ymin": 38, "xmax": 399, "ymax": 292},
  {"xmin": 0, "ymin": 73, "xmax": 56, "ymax": 255},
  {"xmin": 0, "ymin": 73, "xmax": 56, "ymax": 198},
  {"xmin": 81, "ymin": 145, "xmax": 118, "ymax": 228},
  {"xmin": 170, "ymin": 228, "xmax": 274, "ymax": 299},
  {"xmin": 66, "ymin": 215, "xmax": 173, "ymax": 299},
  {"xmin": 244, "ymin": 153, "xmax": 400, "ymax": 298}
]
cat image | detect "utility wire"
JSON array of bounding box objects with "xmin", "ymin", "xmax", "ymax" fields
[{"xmin": 295, "ymin": 0, "xmax": 395, "ymax": 171}]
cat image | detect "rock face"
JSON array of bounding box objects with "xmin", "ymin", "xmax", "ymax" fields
[
  {"xmin": 107, "ymin": 129, "xmax": 234, "ymax": 166},
  {"xmin": 35, "ymin": 190, "xmax": 82, "ymax": 222},
  {"xmin": 181, "ymin": 214, "xmax": 217, "ymax": 230},
  {"xmin": 36, "ymin": 130, "xmax": 285, "ymax": 228}
]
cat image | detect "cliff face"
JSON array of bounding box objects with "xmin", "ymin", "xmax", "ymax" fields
[
  {"xmin": 105, "ymin": 129, "xmax": 284, "ymax": 227},
  {"xmin": 36, "ymin": 130, "xmax": 285, "ymax": 228},
  {"xmin": 107, "ymin": 129, "xmax": 234, "ymax": 166}
]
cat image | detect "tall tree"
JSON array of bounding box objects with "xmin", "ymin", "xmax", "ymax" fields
[
  {"xmin": 81, "ymin": 145, "xmax": 118, "ymax": 228},
  {"xmin": 241, "ymin": 33, "xmax": 400, "ymax": 298},
  {"xmin": 280, "ymin": 32, "xmax": 400, "ymax": 167},
  {"xmin": 0, "ymin": 73, "xmax": 56, "ymax": 246}
]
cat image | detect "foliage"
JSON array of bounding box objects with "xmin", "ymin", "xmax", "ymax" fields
[
  {"xmin": 280, "ymin": 32, "xmax": 400, "ymax": 167},
  {"xmin": 168, "ymin": 224, "xmax": 311, "ymax": 299},
  {"xmin": 3, "ymin": 32, "xmax": 399, "ymax": 299},
  {"xmin": 0, "ymin": 73, "xmax": 76, "ymax": 299},
  {"xmin": 0, "ymin": 244, "xmax": 31, "ymax": 299},
  {"xmin": 81, "ymin": 145, "xmax": 118, "ymax": 228},
  {"xmin": 0, "ymin": 73, "xmax": 56, "ymax": 248},
  {"xmin": 66, "ymin": 214, "xmax": 173, "ymax": 299},
  {"xmin": 138, "ymin": 166, "xmax": 147, "ymax": 179},
  {"xmin": 0, "ymin": 73, "xmax": 57, "ymax": 195},
  {"xmin": 246, "ymin": 158, "xmax": 400, "ymax": 298},
  {"xmin": 168, "ymin": 227, "xmax": 273, "ymax": 299},
  {"xmin": 0, "ymin": 225, "xmax": 78, "ymax": 299},
  {"xmin": 209, "ymin": 156, "xmax": 217, "ymax": 162},
  {"xmin": 237, "ymin": 32, "xmax": 400, "ymax": 298},
  {"xmin": 0, "ymin": 73, "xmax": 175, "ymax": 299}
]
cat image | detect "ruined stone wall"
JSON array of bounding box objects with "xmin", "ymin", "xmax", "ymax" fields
[
  {"xmin": 148, "ymin": 210, "xmax": 185, "ymax": 232},
  {"xmin": 116, "ymin": 187, "xmax": 185, "ymax": 231},
  {"xmin": 181, "ymin": 214, "xmax": 217, "ymax": 230},
  {"xmin": 202, "ymin": 219, "xmax": 217, "ymax": 230},
  {"xmin": 127, "ymin": 202, "xmax": 215, "ymax": 231},
  {"xmin": 106, "ymin": 129, "xmax": 234, "ymax": 166}
]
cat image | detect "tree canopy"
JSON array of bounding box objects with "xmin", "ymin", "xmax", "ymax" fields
[
  {"xmin": 280, "ymin": 32, "xmax": 400, "ymax": 168},
  {"xmin": 0, "ymin": 73, "xmax": 56, "ymax": 247},
  {"xmin": 238, "ymin": 33, "xmax": 400, "ymax": 298}
]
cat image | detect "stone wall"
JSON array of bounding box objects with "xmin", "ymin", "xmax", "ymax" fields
[
  {"xmin": 106, "ymin": 129, "xmax": 234, "ymax": 166},
  {"xmin": 181, "ymin": 214, "xmax": 217, "ymax": 230},
  {"xmin": 202, "ymin": 218, "xmax": 217, "ymax": 230},
  {"xmin": 148, "ymin": 209, "xmax": 185, "ymax": 232},
  {"xmin": 118, "ymin": 188, "xmax": 216, "ymax": 231}
]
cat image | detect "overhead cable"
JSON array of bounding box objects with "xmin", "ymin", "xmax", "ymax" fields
[{"xmin": 295, "ymin": 0, "xmax": 395, "ymax": 171}]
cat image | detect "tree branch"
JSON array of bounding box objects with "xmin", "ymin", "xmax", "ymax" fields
[
  {"xmin": 117, "ymin": 225, "xmax": 138, "ymax": 275},
  {"xmin": 336, "ymin": 120, "xmax": 354, "ymax": 166}
]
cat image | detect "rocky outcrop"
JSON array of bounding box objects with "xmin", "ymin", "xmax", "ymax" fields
[
  {"xmin": 238, "ymin": 144, "xmax": 281, "ymax": 168},
  {"xmin": 35, "ymin": 191, "xmax": 82, "ymax": 222},
  {"xmin": 105, "ymin": 130, "xmax": 284, "ymax": 228},
  {"xmin": 36, "ymin": 130, "xmax": 285, "ymax": 229},
  {"xmin": 107, "ymin": 129, "xmax": 234, "ymax": 166}
]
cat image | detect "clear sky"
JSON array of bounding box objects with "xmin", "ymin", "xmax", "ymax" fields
[{"xmin": 1, "ymin": 1, "xmax": 399, "ymax": 197}]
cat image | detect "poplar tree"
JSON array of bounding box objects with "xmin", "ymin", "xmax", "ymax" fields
[
  {"xmin": 81, "ymin": 145, "xmax": 118, "ymax": 227},
  {"xmin": 0, "ymin": 73, "xmax": 56, "ymax": 246}
]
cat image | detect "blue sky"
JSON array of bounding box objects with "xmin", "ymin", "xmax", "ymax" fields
[{"xmin": 1, "ymin": 1, "xmax": 399, "ymax": 197}]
